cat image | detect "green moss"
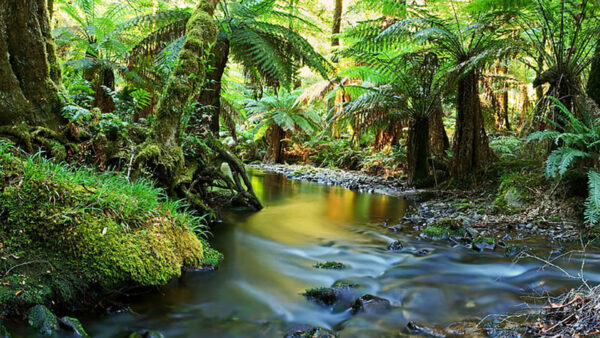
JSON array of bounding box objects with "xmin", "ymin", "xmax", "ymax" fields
[
  {"xmin": 422, "ymin": 218, "xmax": 465, "ymax": 240},
  {"xmin": 0, "ymin": 146, "xmax": 206, "ymax": 316},
  {"xmin": 314, "ymin": 261, "xmax": 345, "ymax": 270},
  {"xmin": 200, "ymin": 238, "xmax": 224, "ymax": 269},
  {"xmin": 493, "ymin": 172, "xmax": 544, "ymax": 214},
  {"xmin": 58, "ymin": 316, "xmax": 89, "ymax": 337}
]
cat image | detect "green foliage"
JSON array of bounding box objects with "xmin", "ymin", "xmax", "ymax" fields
[
  {"xmin": 489, "ymin": 136, "xmax": 525, "ymax": 161},
  {"xmin": 585, "ymin": 170, "xmax": 600, "ymax": 226},
  {"xmin": 246, "ymin": 90, "xmax": 321, "ymax": 140}
]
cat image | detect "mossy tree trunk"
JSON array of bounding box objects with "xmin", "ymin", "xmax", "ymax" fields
[
  {"xmin": 0, "ymin": 0, "xmax": 63, "ymax": 127},
  {"xmin": 331, "ymin": 0, "xmax": 343, "ymax": 47},
  {"xmin": 407, "ymin": 116, "xmax": 430, "ymax": 186},
  {"xmin": 136, "ymin": 0, "xmax": 262, "ymax": 212},
  {"xmin": 138, "ymin": 1, "xmax": 219, "ymax": 184},
  {"xmin": 450, "ymin": 69, "xmax": 493, "ymax": 177},
  {"xmin": 195, "ymin": 31, "xmax": 230, "ymax": 135}
]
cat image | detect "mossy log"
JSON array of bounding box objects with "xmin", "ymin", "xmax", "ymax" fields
[{"xmin": 0, "ymin": 0, "xmax": 63, "ymax": 127}]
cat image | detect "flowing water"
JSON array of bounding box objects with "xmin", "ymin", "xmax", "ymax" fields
[{"xmin": 20, "ymin": 169, "xmax": 600, "ymax": 337}]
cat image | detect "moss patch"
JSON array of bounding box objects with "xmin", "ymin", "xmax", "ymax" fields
[
  {"xmin": 314, "ymin": 261, "xmax": 345, "ymax": 270},
  {"xmin": 494, "ymin": 172, "xmax": 544, "ymax": 214},
  {"xmin": 422, "ymin": 218, "xmax": 466, "ymax": 240},
  {"xmin": 0, "ymin": 144, "xmax": 211, "ymax": 316}
]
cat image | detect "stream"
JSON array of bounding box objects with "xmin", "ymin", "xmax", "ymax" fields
[{"xmin": 59, "ymin": 170, "xmax": 600, "ymax": 336}]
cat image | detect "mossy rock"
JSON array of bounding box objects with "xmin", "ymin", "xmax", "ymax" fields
[
  {"xmin": 422, "ymin": 218, "xmax": 465, "ymax": 240},
  {"xmin": 200, "ymin": 238, "xmax": 224, "ymax": 270},
  {"xmin": 314, "ymin": 261, "xmax": 345, "ymax": 270},
  {"xmin": 59, "ymin": 317, "xmax": 89, "ymax": 338},
  {"xmin": 472, "ymin": 237, "xmax": 495, "ymax": 251},
  {"xmin": 27, "ymin": 305, "xmax": 57, "ymax": 336},
  {"xmin": 303, "ymin": 281, "xmax": 358, "ymax": 307},
  {"xmin": 493, "ymin": 172, "xmax": 544, "ymax": 214},
  {"xmin": 0, "ymin": 147, "xmax": 211, "ymax": 316}
]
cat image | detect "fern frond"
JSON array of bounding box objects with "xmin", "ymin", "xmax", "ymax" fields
[{"xmin": 585, "ymin": 170, "xmax": 600, "ymax": 226}]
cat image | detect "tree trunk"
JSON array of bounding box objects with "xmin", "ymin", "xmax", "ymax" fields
[
  {"xmin": 587, "ymin": 41, "xmax": 600, "ymax": 106},
  {"xmin": 331, "ymin": 0, "xmax": 343, "ymax": 47},
  {"xmin": 451, "ymin": 69, "xmax": 493, "ymax": 177},
  {"xmin": 0, "ymin": 0, "xmax": 63, "ymax": 127},
  {"xmin": 407, "ymin": 116, "xmax": 430, "ymax": 186},
  {"xmin": 496, "ymin": 65, "xmax": 510, "ymax": 130},
  {"xmin": 264, "ymin": 125, "xmax": 286, "ymax": 164},
  {"xmin": 196, "ymin": 31, "xmax": 230, "ymax": 135},
  {"xmin": 429, "ymin": 99, "xmax": 449, "ymax": 159},
  {"xmin": 92, "ymin": 67, "xmax": 116, "ymax": 113}
]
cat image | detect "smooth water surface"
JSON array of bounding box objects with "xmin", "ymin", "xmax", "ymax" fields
[{"xmin": 74, "ymin": 170, "xmax": 600, "ymax": 337}]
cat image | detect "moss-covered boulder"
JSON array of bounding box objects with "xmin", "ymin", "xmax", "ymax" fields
[
  {"xmin": 27, "ymin": 305, "xmax": 58, "ymax": 336},
  {"xmin": 422, "ymin": 218, "xmax": 466, "ymax": 240},
  {"xmin": 0, "ymin": 144, "xmax": 212, "ymax": 316},
  {"xmin": 314, "ymin": 261, "xmax": 345, "ymax": 270},
  {"xmin": 494, "ymin": 172, "xmax": 544, "ymax": 214}
]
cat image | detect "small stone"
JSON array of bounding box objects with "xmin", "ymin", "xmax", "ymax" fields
[
  {"xmin": 387, "ymin": 224, "xmax": 403, "ymax": 232},
  {"xmin": 406, "ymin": 321, "xmax": 446, "ymax": 337},
  {"xmin": 416, "ymin": 249, "xmax": 432, "ymax": 256},
  {"xmin": 388, "ymin": 240, "xmax": 404, "ymax": 251},
  {"xmin": 351, "ymin": 295, "xmax": 391, "ymax": 315}
]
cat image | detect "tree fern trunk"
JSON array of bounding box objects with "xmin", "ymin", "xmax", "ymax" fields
[
  {"xmin": 451, "ymin": 69, "xmax": 493, "ymax": 177},
  {"xmin": 407, "ymin": 116, "xmax": 430, "ymax": 186},
  {"xmin": 429, "ymin": 98, "xmax": 449, "ymax": 159},
  {"xmin": 587, "ymin": 41, "xmax": 600, "ymax": 106},
  {"xmin": 0, "ymin": 0, "xmax": 63, "ymax": 127}
]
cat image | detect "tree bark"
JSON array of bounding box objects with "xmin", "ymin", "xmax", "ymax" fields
[
  {"xmin": 331, "ymin": 0, "xmax": 343, "ymax": 47},
  {"xmin": 587, "ymin": 41, "xmax": 600, "ymax": 106},
  {"xmin": 450, "ymin": 69, "xmax": 493, "ymax": 177},
  {"xmin": 0, "ymin": 0, "xmax": 63, "ymax": 127},
  {"xmin": 428, "ymin": 99, "xmax": 449, "ymax": 159},
  {"xmin": 264, "ymin": 125, "xmax": 286, "ymax": 164},
  {"xmin": 407, "ymin": 116, "xmax": 430, "ymax": 186},
  {"xmin": 496, "ymin": 65, "xmax": 510, "ymax": 130},
  {"xmin": 195, "ymin": 31, "xmax": 230, "ymax": 135}
]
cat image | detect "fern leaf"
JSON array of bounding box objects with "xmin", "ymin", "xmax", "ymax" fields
[{"xmin": 585, "ymin": 170, "xmax": 600, "ymax": 226}]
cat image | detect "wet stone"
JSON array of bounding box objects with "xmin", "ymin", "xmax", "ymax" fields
[
  {"xmin": 351, "ymin": 295, "xmax": 391, "ymax": 315},
  {"xmin": 388, "ymin": 240, "xmax": 404, "ymax": 251},
  {"xmin": 387, "ymin": 224, "xmax": 403, "ymax": 232},
  {"xmin": 59, "ymin": 317, "xmax": 89, "ymax": 338},
  {"xmin": 27, "ymin": 305, "xmax": 58, "ymax": 336},
  {"xmin": 406, "ymin": 321, "xmax": 446, "ymax": 338},
  {"xmin": 284, "ymin": 325, "xmax": 337, "ymax": 338}
]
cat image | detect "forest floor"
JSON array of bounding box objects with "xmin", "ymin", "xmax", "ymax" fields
[{"xmin": 251, "ymin": 163, "xmax": 585, "ymax": 243}]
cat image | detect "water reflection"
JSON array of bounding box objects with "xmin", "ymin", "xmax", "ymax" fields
[{"xmin": 71, "ymin": 169, "xmax": 600, "ymax": 338}]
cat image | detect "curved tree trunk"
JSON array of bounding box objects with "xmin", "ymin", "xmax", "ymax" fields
[
  {"xmin": 407, "ymin": 116, "xmax": 430, "ymax": 186},
  {"xmin": 138, "ymin": 1, "xmax": 219, "ymax": 183},
  {"xmin": 196, "ymin": 31, "xmax": 230, "ymax": 136},
  {"xmin": 0, "ymin": 0, "xmax": 63, "ymax": 127},
  {"xmin": 451, "ymin": 69, "xmax": 493, "ymax": 177}
]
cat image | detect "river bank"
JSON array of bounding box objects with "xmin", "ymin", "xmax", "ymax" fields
[{"xmin": 250, "ymin": 163, "xmax": 584, "ymax": 243}]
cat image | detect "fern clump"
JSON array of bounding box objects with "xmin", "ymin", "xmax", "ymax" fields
[{"xmin": 527, "ymin": 97, "xmax": 600, "ymax": 228}]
